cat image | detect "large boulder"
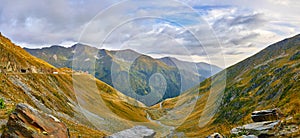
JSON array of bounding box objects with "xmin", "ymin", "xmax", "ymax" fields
[
  {"xmin": 231, "ymin": 120, "xmax": 280, "ymax": 137},
  {"xmin": 1, "ymin": 103, "xmax": 69, "ymax": 138},
  {"xmin": 251, "ymin": 108, "xmax": 280, "ymax": 122},
  {"xmin": 107, "ymin": 125, "xmax": 156, "ymax": 138}
]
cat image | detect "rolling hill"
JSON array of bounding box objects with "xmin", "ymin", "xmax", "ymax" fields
[{"xmin": 147, "ymin": 34, "xmax": 300, "ymax": 137}]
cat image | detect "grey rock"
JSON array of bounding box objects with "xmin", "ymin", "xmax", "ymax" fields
[
  {"xmin": 108, "ymin": 126, "xmax": 156, "ymax": 138},
  {"xmin": 240, "ymin": 135, "xmax": 258, "ymax": 138}
]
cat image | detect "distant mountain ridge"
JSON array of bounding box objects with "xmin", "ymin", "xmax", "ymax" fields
[
  {"xmin": 25, "ymin": 44, "xmax": 221, "ymax": 106},
  {"xmin": 159, "ymin": 56, "xmax": 222, "ymax": 78}
]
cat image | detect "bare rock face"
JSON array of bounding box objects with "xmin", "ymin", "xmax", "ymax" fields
[
  {"xmin": 107, "ymin": 126, "xmax": 156, "ymax": 138},
  {"xmin": 251, "ymin": 108, "xmax": 280, "ymax": 122},
  {"xmin": 1, "ymin": 103, "xmax": 69, "ymax": 138}
]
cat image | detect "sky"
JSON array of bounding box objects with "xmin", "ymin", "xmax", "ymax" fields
[{"xmin": 0, "ymin": 0, "xmax": 300, "ymax": 68}]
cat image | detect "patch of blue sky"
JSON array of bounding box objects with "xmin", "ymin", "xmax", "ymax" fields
[{"xmin": 192, "ymin": 5, "xmax": 232, "ymax": 10}]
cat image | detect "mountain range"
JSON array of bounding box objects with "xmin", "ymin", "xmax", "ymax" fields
[{"xmin": 25, "ymin": 44, "xmax": 221, "ymax": 106}]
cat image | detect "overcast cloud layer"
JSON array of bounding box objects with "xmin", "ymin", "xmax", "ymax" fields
[{"xmin": 0, "ymin": 0, "xmax": 299, "ymax": 67}]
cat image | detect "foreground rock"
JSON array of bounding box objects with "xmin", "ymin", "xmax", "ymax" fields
[
  {"xmin": 239, "ymin": 135, "xmax": 258, "ymax": 138},
  {"xmin": 107, "ymin": 125, "xmax": 156, "ymax": 138},
  {"xmin": 231, "ymin": 120, "xmax": 280, "ymax": 137},
  {"xmin": 251, "ymin": 108, "xmax": 281, "ymax": 122},
  {"xmin": 1, "ymin": 103, "xmax": 69, "ymax": 138}
]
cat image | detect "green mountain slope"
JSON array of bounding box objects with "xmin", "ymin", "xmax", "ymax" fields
[
  {"xmin": 25, "ymin": 44, "xmax": 220, "ymax": 106},
  {"xmin": 148, "ymin": 34, "xmax": 300, "ymax": 137}
]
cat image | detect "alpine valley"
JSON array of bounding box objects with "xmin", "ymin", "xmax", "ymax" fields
[{"xmin": 0, "ymin": 32, "xmax": 299, "ymax": 138}]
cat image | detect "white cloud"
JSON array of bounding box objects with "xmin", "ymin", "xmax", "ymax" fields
[{"xmin": 0, "ymin": 0, "xmax": 300, "ymax": 67}]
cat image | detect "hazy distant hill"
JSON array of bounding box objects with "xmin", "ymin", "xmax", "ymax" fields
[
  {"xmin": 159, "ymin": 56, "xmax": 222, "ymax": 78},
  {"xmin": 25, "ymin": 44, "xmax": 221, "ymax": 106}
]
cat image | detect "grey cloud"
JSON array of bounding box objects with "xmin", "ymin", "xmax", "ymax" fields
[
  {"xmin": 213, "ymin": 13, "xmax": 266, "ymax": 31},
  {"xmin": 228, "ymin": 33, "xmax": 259, "ymax": 46},
  {"xmin": 0, "ymin": 0, "xmax": 299, "ymax": 67},
  {"xmin": 229, "ymin": 14, "xmax": 266, "ymax": 27},
  {"xmin": 224, "ymin": 50, "xmax": 245, "ymax": 55},
  {"xmin": 0, "ymin": 0, "xmax": 116, "ymax": 45}
]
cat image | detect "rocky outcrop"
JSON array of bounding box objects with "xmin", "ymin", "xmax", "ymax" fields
[
  {"xmin": 251, "ymin": 108, "xmax": 280, "ymax": 122},
  {"xmin": 231, "ymin": 109, "xmax": 284, "ymax": 137},
  {"xmin": 1, "ymin": 103, "xmax": 69, "ymax": 138},
  {"xmin": 231, "ymin": 109, "xmax": 300, "ymax": 137},
  {"xmin": 107, "ymin": 125, "xmax": 156, "ymax": 138},
  {"xmin": 231, "ymin": 120, "xmax": 280, "ymax": 136}
]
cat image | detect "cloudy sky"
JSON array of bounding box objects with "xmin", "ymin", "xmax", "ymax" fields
[{"xmin": 0, "ymin": 0, "xmax": 299, "ymax": 67}]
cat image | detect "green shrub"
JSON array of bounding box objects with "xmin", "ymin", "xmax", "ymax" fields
[{"xmin": 0, "ymin": 98, "xmax": 5, "ymax": 109}]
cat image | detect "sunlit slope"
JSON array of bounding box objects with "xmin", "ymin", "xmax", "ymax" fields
[
  {"xmin": 0, "ymin": 33, "xmax": 56, "ymax": 74},
  {"xmin": 0, "ymin": 33, "xmax": 155, "ymax": 136}
]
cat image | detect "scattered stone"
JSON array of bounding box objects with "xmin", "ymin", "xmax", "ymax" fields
[
  {"xmin": 251, "ymin": 108, "xmax": 281, "ymax": 122},
  {"xmin": 1, "ymin": 103, "xmax": 69, "ymax": 138},
  {"xmin": 107, "ymin": 125, "xmax": 156, "ymax": 138},
  {"xmin": 20, "ymin": 69, "xmax": 26, "ymax": 73},
  {"xmin": 206, "ymin": 132, "xmax": 223, "ymax": 138}
]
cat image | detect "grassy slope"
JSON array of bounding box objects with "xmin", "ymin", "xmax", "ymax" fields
[
  {"xmin": 149, "ymin": 34, "xmax": 300, "ymax": 137},
  {"xmin": 0, "ymin": 33, "xmax": 152, "ymax": 137}
]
